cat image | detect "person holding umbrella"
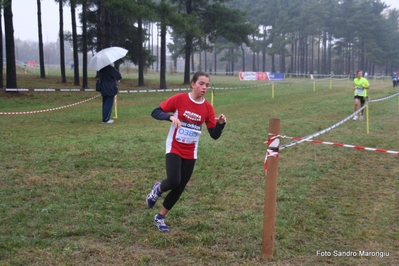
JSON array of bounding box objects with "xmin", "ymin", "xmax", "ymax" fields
[
  {"xmin": 88, "ymin": 47, "xmax": 127, "ymax": 123},
  {"xmin": 99, "ymin": 64, "xmax": 121, "ymax": 123}
]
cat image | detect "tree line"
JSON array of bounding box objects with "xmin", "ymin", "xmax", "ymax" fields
[{"xmin": 1, "ymin": 0, "xmax": 399, "ymax": 89}]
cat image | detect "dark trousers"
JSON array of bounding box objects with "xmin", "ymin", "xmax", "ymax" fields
[
  {"xmin": 161, "ymin": 153, "xmax": 196, "ymax": 211},
  {"xmin": 102, "ymin": 96, "xmax": 114, "ymax": 122}
]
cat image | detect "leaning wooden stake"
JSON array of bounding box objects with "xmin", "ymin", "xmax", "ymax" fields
[
  {"xmin": 113, "ymin": 95, "xmax": 118, "ymax": 119},
  {"xmin": 262, "ymin": 118, "xmax": 280, "ymax": 258}
]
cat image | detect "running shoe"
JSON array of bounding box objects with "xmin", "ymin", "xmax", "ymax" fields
[
  {"xmin": 146, "ymin": 182, "xmax": 161, "ymax": 208},
  {"xmin": 154, "ymin": 214, "xmax": 169, "ymax": 232}
]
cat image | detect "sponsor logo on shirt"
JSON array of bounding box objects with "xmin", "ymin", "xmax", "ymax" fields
[
  {"xmin": 181, "ymin": 120, "xmax": 201, "ymax": 131},
  {"xmin": 183, "ymin": 110, "xmax": 201, "ymax": 122}
]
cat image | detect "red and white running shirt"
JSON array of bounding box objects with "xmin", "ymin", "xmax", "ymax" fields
[{"xmin": 160, "ymin": 93, "xmax": 216, "ymax": 159}]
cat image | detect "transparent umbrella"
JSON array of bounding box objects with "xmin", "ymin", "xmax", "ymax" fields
[{"xmin": 88, "ymin": 47, "xmax": 128, "ymax": 71}]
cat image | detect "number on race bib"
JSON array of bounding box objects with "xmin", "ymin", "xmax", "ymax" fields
[{"xmin": 175, "ymin": 127, "xmax": 201, "ymax": 144}]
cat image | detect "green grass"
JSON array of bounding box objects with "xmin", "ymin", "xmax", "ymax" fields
[{"xmin": 0, "ymin": 73, "xmax": 398, "ymax": 265}]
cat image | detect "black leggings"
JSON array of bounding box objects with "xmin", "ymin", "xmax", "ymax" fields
[{"xmin": 160, "ymin": 153, "xmax": 196, "ymax": 211}]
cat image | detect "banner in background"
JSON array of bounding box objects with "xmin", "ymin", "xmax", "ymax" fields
[{"xmin": 239, "ymin": 72, "xmax": 284, "ymax": 81}]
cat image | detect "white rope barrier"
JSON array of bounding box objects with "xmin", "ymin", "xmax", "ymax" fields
[{"xmin": 0, "ymin": 95, "xmax": 100, "ymax": 115}]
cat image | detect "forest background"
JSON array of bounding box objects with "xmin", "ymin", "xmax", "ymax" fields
[{"xmin": 1, "ymin": 0, "xmax": 399, "ymax": 90}]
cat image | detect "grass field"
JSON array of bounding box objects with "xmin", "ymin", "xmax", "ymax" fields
[{"xmin": 0, "ymin": 72, "xmax": 398, "ymax": 265}]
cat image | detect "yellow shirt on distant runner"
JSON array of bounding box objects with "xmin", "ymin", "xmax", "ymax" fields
[{"xmin": 353, "ymin": 77, "xmax": 369, "ymax": 97}]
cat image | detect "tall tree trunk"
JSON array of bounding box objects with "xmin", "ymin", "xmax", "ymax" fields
[
  {"xmin": 0, "ymin": 10, "xmax": 4, "ymax": 88},
  {"xmin": 98, "ymin": 0, "xmax": 110, "ymax": 50},
  {"xmin": 385, "ymin": 63, "xmax": 388, "ymax": 77},
  {"xmin": 184, "ymin": 34, "xmax": 191, "ymax": 84},
  {"xmin": 252, "ymin": 35, "xmax": 256, "ymax": 71},
  {"xmin": 328, "ymin": 33, "xmax": 332, "ymax": 74},
  {"xmin": 199, "ymin": 51, "xmax": 201, "ymax": 71},
  {"xmin": 59, "ymin": 0, "xmax": 66, "ymax": 83},
  {"xmin": 231, "ymin": 49, "xmax": 234, "ymax": 75},
  {"xmin": 204, "ymin": 46, "xmax": 207, "ymax": 72},
  {"xmin": 214, "ymin": 52, "xmax": 217, "ymax": 75},
  {"xmin": 360, "ymin": 40, "xmax": 365, "ymax": 72},
  {"xmin": 345, "ymin": 42, "xmax": 349, "ymax": 75},
  {"xmin": 82, "ymin": 0, "xmax": 88, "ymax": 89},
  {"xmin": 271, "ymin": 54, "xmax": 275, "ymax": 73},
  {"xmin": 322, "ymin": 31, "xmax": 327, "ymax": 74},
  {"xmin": 159, "ymin": 0, "xmax": 167, "ymax": 89},
  {"xmin": 156, "ymin": 23, "xmax": 158, "ymax": 72},
  {"xmin": 290, "ymin": 36, "xmax": 294, "ymax": 73},
  {"xmin": 191, "ymin": 52, "xmax": 194, "ymax": 72},
  {"xmin": 262, "ymin": 30, "xmax": 266, "ymax": 72},
  {"xmin": 150, "ymin": 23, "xmax": 154, "ymax": 70},
  {"xmin": 96, "ymin": 1, "xmax": 103, "ymax": 51},
  {"xmin": 305, "ymin": 37, "xmax": 308, "ymax": 74},
  {"xmin": 299, "ymin": 36, "xmax": 304, "ymax": 73},
  {"xmin": 294, "ymin": 37, "xmax": 298, "ymax": 73},
  {"xmin": 317, "ymin": 30, "xmax": 321, "ymax": 75},
  {"xmin": 241, "ymin": 44, "xmax": 245, "ymax": 71},
  {"xmin": 280, "ymin": 50, "xmax": 285, "ymax": 72},
  {"xmin": 4, "ymin": 0, "xmax": 17, "ymax": 89},
  {"xmin": 183, "ymin": 0, "xmax": 193, "ymax": 84},
  {"xmin": 71, "ymin": 0, "xmax": 79, "ymax": 86},
  {"xmin": 93, "ymin": 0, "xmax": 104, "ymax": 79},
  {"xmin": 371, "ymin": 63, "xmax": 374, "ymax": 76},
  {"xmin": 138, "ymin": 17, "xmax": 144, "ymax": 86},
  {"xmin": 37, "ymin": 0, "xmax": 45, "ymax": 78},
  {"xmin": 311, "ymin": 35, "xmax": 314, "ymax": 74}
]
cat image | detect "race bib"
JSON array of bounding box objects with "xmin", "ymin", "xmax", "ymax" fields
[
  {"xmin": 175, "ymin": 127, "xmax": 201, "ymax": 144},
  {"xmin": 355, "ymin": 88, "xmax": 363, "ymax": 94}
]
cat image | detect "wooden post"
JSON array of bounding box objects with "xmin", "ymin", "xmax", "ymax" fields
[
  {"xmin": 113, "ymin": 95, "xmax": 118, "ymax": 119},
  {"xmin": 262, "ymin": 118, "xmax": 280, "ymax": 258},
  {"xmin": 272, "ymin": 83, "xmax": 275, "ymax": 99},
  {"xmin": 366, "ymin": 105, "xmax": 369, "ymax": 135}
]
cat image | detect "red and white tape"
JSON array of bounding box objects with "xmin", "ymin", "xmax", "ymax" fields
[
  {"xmin": 0, "ymin": 95, "xmax": 100, "ymax": 115},
  {"xmin": 272, "ymin": 134, "xmax": 399, "ymax": 155},
  {"xmin": 263, "ymin": 135, "xmax": 280, "ymax": 173},
  {"xmin": 264, "ymin": 133, "xmax": 399, "ymax": 173}
]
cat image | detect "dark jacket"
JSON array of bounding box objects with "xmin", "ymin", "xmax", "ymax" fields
[{"xmin": 99, "ymin": 65, "xmax": 122, "ymax": 97}]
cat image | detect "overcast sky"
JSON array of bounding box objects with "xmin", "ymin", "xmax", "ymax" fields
[
  {"xmin": 11, "ymin": 0, "xmax": 399, "ymax": 42},
  {"xmin": 13, "ymin": 0, "xmax": 74, "ymax": 42}
]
